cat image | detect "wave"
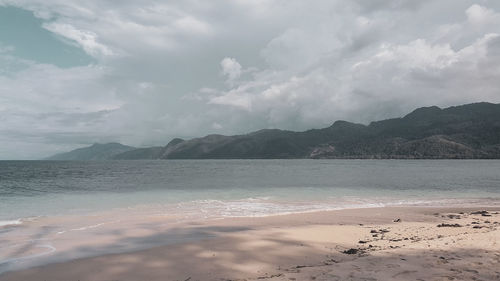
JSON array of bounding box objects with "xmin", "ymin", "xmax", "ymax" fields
[{"xmin": 170, "ymin": 196, "xmax": 500, "ymax": 219}]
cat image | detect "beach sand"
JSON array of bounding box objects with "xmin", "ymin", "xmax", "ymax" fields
[{"xmin": 1, "ymin": 206, "xmax": 499, "ymax": 281}]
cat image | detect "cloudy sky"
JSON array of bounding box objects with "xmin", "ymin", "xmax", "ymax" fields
[{"xmin": 1, "ymin": 0, "xmax": 500, "ymax": 159}]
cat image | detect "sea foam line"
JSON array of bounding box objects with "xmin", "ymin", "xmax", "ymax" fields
[
  {"xmin": 0, "ymin": 244, "xmax": 56, "ymax": 265},
  {"xmin": 57, "ymin": 220, "xmax": 121, "ymax": 235},
  {"xmin": 0, "ymin": 219, "xmax": 22, "ymax": 227}
]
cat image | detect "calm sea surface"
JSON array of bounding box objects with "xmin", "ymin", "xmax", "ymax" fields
[{"xmin": 1, "ymin": 160, "xmax": 500, "ymax": 223}]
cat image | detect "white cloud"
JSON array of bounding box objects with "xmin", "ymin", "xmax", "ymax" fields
[
  {"xmin": 207, "ymin": 5, "xmax": 500, "ymax": 128},
  {"xmin": 174, "ymin": 16, "xmax": 212, "ymax": 35},
  {"xmin": 43, "ymin": 22, "xmax": 114, "ymax": 57},
  {"xmin": 209, "ymin": 88, "xmax": 252, "ymax": 111},
  {"xmin": 368, "ymin": 39, "xmax": 458, "ymax": 69},
  {"xmin": 0, "ymin": 64, "xmax": 120, "ymax": 113},
  {"xmin": 466, "ymin": 4, "xmax": 497, "ymax": 25},
  {"xmin": 220, "ymin": 57, "xmax": 242, "ymax": 82}
]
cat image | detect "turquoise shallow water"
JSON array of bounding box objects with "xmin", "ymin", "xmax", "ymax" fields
[{"xmin": 1, "ymin": 159, "xmax": 500, "ymax": 222}]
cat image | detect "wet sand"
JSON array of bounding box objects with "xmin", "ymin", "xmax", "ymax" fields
[{"xmin": 1, "ymin": 206, "xmax": 500, "ymax": 281}]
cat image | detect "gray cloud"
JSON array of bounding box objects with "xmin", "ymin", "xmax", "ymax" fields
[{"xmin": 0, "ymin": 0, "xmax": 500, "ymax": 159}]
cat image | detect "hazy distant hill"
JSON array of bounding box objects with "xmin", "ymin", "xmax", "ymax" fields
[
  {"xmin": 46, "ymin": 102, "xmax": 500, "ymax": 160},
  {"xmin": 112, "ymin": 146, "xmax": 163, "ymax": 160},
  {"xmin": 46, "ymin": 143, "xmax": 136, "ymax": 160},
  {"xmin": 110, "ymin": 138, "xmax": 185, "ymax": 160}
]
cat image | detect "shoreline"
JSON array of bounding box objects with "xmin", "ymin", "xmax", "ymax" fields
[
  {"xmin": 3, "ymin": 194, "xmax": 499, "ymax": 222},
  {"xmin": 1, "ymin": 205, "xmax": 500, "ymax": 280}
]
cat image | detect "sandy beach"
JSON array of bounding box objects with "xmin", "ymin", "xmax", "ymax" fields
[{"xmin": 1, "ymin": 206, "xmax": 499, "ymax": 281}]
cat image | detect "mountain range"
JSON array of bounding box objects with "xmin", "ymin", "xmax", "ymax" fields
[{"xmin": 45, "ymin": 102, "xmax": 500, "ymax": 160}]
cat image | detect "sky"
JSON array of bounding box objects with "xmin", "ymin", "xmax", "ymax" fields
[{"xmin": 1, "ymin": 0, "xmax": 500, "ymax": 159}]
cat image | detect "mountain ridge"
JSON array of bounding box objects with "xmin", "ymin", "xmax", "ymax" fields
[{"xmin": 45, "ymin": 102, "xmax": 500, "ymax": 160}]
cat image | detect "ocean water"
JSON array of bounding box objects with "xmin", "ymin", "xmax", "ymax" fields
[
  {"xmin": 1, "ymin": 159, "xmax": 500, "ymax": 273},
  {"xmin": 1, "ymin": 159, "xmax": 500, "ymax": 223}
]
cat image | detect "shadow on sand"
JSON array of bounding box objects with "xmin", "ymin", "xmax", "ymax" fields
[{"xmin": 1, "ymin": 220, "xmax": 499, "ymax": 281}]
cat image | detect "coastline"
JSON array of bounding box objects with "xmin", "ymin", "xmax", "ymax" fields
[{"xmin": 1, "ymin": 206, "xmax": 499, "ymax": 281}]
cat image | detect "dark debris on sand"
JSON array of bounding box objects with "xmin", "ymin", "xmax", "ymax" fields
[
  {"xmin": 437, "ymin": 223, "xmax": 462, "ymax": 228},
  {"xmin": 471, "ymin": 210, "xmax": 492, "ymax": 217},
  {"xmin": 342, "ymin": 248, "xmax": 361, "ymax": 255}
]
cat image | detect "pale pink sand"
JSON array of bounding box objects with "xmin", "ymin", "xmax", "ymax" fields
[{"xmin": 1, "ymin": 207, "xmax": 499, "ymax": 281}]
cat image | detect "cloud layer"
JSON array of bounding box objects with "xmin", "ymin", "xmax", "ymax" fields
[{"xmin": 0, "ymin": 0, "xmax": 500, "ymax": 159}]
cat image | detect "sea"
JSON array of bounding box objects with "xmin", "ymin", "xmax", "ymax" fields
[
  {"xmin": 2, "ymin": 159, "xmax": 500, "ymax": 223},
  {"xmin": 1, "ymin": 159, "xmax": 500, "ymax": 273}
]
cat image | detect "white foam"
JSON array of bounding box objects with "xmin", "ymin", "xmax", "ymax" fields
[
  {"xmin": 0, "ymin": 244, "xmax": 56, "ymax": 265},
  {"xmin": 169, "ymin": 196, "xmax": 500, "ymax": 219},
  {"xmin": 54, "ymin": 221, "xmax": 119, "ymax": 236},
  {"xmin": 0, "ymin": 219, "xmax": 22, "ymax": 227},
  {"xmin": 70, "ymin": 222, "xmax": 108, "ymax": 231}
]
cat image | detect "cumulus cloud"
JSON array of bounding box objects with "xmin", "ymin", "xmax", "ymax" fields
[
  {"xmin": 207, "ymin": 2, "xmax": 500, "ymax": 128},
  {"xmin": 0, "ymin": 0, "xmax": 500, "ymax": 159},
  {"xmin": 220, "ymin": 57, "xmax": 242, "ymax": 82}
]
